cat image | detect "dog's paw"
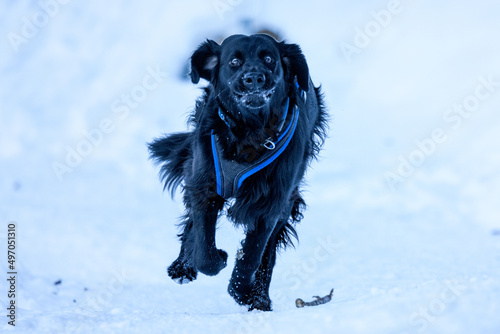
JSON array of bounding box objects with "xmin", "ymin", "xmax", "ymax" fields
[
  {"xmin": 228, "ymin": 281, "xmax": 272, "ymax": 311},
  {"xmin": 218, "ymin": 248, "xmax": 228, "ymax": 263},
  {"xmin": 248, "ymin": 288, "xmax": 272, "ymax": 311},
  {"xmin": 248, "ymin": 296, "xmax": 272, "ymax": 311},
  {"xmin": 228, "ymin": 280, "xmax": 252, "ymax": 306},
  {"xmin": 195, "ymin": 248, "xmax": 227, "ymax": 276},
  {"xmin": 167, "ymin": 259, "xmax": 197, "ymax": 284}
]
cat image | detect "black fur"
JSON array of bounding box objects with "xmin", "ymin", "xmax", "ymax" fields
[{"xmin": 148, "ymin": 34, "xmax": 327, "ymax": 311}]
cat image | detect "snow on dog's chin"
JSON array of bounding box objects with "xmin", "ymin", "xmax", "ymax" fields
[{"xmin": 233, "ymin": 89, "xmax": 275, "ymax": 110}]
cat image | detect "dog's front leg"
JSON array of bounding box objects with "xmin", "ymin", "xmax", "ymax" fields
[
  {"xmin": 228, "ymin": 219, "xmax": 277, "ymax": 309},
  {"xmin": 167, "ymin": 197, "xmax": 226, "ymax": 282},
  {"xmin": 188, "ymin": 198, "xmax": 228, "ymax": 276}
]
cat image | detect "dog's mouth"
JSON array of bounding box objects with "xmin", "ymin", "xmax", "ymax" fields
[{"xmin": 233, "ymin": 88, "xmax": 275, "ymax": 109}]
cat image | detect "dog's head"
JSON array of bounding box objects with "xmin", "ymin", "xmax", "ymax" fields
[{"xmin": 190, "ymin": 34, "xmax": 309, "ymax": 133}]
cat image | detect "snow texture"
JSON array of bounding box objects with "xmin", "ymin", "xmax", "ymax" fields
[{"xmin": 1, "ymin": 0, "xmax": 500, "ymax": 333}]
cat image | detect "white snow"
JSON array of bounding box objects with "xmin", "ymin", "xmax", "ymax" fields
[{"xmin": 1, "ymin": 0, "xmax": 500, "ymax": 333}]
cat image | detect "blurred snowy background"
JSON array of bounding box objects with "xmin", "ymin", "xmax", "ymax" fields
[{"xmin": 1, "ymin": 0, "xmax": 499, "ymax": 333}]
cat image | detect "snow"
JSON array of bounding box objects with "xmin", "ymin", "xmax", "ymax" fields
[{"xmin": 1, "ymin": 0, "xmax": 500, "ymax": 333}]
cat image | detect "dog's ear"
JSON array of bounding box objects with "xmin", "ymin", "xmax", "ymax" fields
[
  {"xmin": 190, "ymin": 39, "xmax": 220, "ymax": 84},
  {"xmin": 279, "ymin": 42, "xmax": 309, "ymax": 91}
]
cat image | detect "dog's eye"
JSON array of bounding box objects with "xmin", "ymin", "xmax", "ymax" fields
[
  {"xmin": 230, "ymin": 58, "xmax": 242, "ymax": 67},
  {"xmin": 264, "ymin": 56, "xmax": 274, "ymax": 64}
]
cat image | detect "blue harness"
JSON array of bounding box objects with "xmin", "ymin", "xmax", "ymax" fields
[{"xmin": 211, "ymin": 96, "xmax": 300, "ymax": 199}]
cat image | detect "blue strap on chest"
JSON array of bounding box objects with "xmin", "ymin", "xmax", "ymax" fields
[
  {"xmin": 212, "ymin": 82, "xmax": 305, "ymax": 198},
  {"xmin": 211, "ymin": 103, "xmax": 300, "ymax": 199}
]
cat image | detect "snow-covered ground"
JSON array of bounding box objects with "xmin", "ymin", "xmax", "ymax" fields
[{"xmin": 1, "ymin": 1, "xmax": 500, "ymax": 333}]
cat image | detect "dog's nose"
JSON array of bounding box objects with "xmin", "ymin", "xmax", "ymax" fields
[{"xmin": 241, "ymin": 72, "xmax": 266, "ymax": 91}]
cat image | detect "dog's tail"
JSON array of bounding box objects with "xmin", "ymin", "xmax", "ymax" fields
[{"xmin": 148, "ymin": 132, "xmax": 191, "ymax": 197}]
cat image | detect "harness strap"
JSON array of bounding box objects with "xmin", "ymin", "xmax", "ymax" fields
[{"xmin": 211, "ymin": 105, "xmax": 300, "ymax": 198}]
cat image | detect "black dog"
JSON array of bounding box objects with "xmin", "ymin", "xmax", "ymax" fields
[{"xmin": 149, "ymin": 34, "xmax": 327, "ymax": 311}]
